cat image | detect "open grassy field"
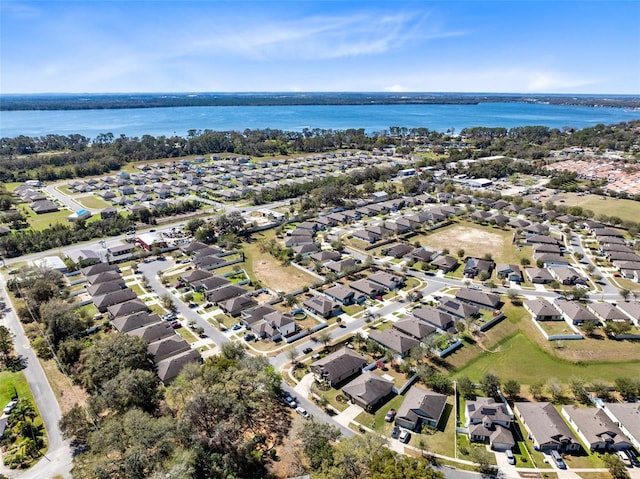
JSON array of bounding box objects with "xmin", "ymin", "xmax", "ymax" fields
[
  {"xmin": 20, "ymin": 206, "xmax": 72, "ymax": 230},
  {"xmin": 453, "ymin": 331, "xmax": 639, "ymax": 385},
  {"xmin": 553, "ymin": 192, "xmax": 640, "ymax": 224},
  {"xmin": 447, "ymin": 298, "xmax": 640, "ymax": 386},
  {"xmin": 76, "ymin": 195, "xmax": 111, "ymax": 210},
  {"xmin": 414, "ymin": 221, "xmax": 528, "ymax": 264}
]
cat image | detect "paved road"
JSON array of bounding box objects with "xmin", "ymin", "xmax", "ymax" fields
[
  {"xmin": 0, "ymin": 282, "xmax": 72, "ymax": 479},
  {"xmin": 137, "ymin": 259, "xmax": 230, "ymax": 348}
]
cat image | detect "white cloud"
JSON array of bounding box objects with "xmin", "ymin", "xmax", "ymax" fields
[
  {"xmin": 189, "ymin": 10, "xmax": 465, "ymax": 61},
  {"xmin": 384, "ymin": 84, "xmax": 406, "ymax": 92}
]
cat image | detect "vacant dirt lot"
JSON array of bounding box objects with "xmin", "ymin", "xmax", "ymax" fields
[
  {"xmin": 419, "ymin": 224, "xmax": 506, "ymax": 260},
  {"xmin": 253, "ymin": 258, "xmax": 317, "ymax": 294}
]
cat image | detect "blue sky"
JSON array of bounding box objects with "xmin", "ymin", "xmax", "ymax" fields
[{"xmin": 1, "ymin": 1, "xmax": 639, "ymax": 94}]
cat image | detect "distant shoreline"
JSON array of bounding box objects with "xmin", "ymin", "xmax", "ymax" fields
[{"xmin": 1, "ymin": 92, "xmax": 639, "ymax": 111}]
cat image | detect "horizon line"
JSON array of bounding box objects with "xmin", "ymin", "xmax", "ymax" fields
[{"xmin": 2, "ymin": 91, "xmax": 639, "ymax": 97}]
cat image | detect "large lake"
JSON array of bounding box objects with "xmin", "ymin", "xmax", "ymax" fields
[{"xmin": 1, "ymin": 102, "xmax": 638, "ymax": 139}]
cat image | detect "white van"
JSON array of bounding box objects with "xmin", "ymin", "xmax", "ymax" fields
[{"xmin": 505, "ymin": 450, "xmax": 515, "ymax": 465}]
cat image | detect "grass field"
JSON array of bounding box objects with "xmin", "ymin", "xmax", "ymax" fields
[
  {"xmin": 76, "ymin": 195, "xmax": 111, "ymax": 210},
  {"xmin": 553, "ymin": 192, "xmax": 640, "ymax": 224},
  {"xmin": 21, "ymin": 206, "xmax": 71, "ymax": 231},
  {"xmin": 414, "ymin": 221, "xmax": 527, "ymax": 265}
]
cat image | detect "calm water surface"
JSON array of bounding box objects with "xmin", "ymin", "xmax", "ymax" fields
[{"xmin": 1, "ymin": 102, "xmax": 638, "ymax": 139}]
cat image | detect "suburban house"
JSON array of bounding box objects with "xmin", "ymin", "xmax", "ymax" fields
[
  {"xmin": 438, "ymin": 298, "xmax": 479, "ymax": 321},
  {"xmin": 192, "ymin": 275, "xmax": 231, "ymax": 293},
  {"xmin": 147, "ymin": 336, "xmax": 191, "ymax": 362},
  {"xmin": 368, "ymin": 271, "xmax": 404, "ymax": 290},
  {"xmin": 219, "ymin": 295, "xmax": 258, "ymax": 316},
  {"xmin": 382, "ymin": 244, "xmax": 414, "ymax": 259},
  {"xmin": 368, "ymin": 329, "xmax": 419, "ymax": 357},
  {"xmin": 250, "ymin": 311, "xmax": 296, "ymax": 341},
  {"xmin": 107, "ymin": 299, "xmax": 147, "ymax": 319},
  {"xmin": 310, "ymin": 348, "xmax": 367, "ymax": 387},
  {"xmin": 466, "ymin": 397, "xmax": 515, "ymax": 451},
  {"xmin": 431, "ymin": 255, "xmax": 459, "ymax": 273},
  {"xmin": 602, "ymin": 403, "xmax": 640, "ymax": 451},
  {"xmin": 112, "ymin": 311, "xmax": 161, "ymax": 333},
  {"xmin": 495, "ymin": 264, "xmax": 524, "ymax": 283},
  {"xmin": 525, "ymin": 299, "xmax": 563, "ymax": 321},
  {"xmin": 395, "ymin": 386, "xmax": 447, "ymax": 432},
  {"xmin": 463, "ymin": 257, "xmax": 495, "ymax": 278},
  {"xmin": 554, "ymin": 300, "xmax": 599, "ymax": 325},
  {"xmin": 302, "ymin": 295, "xmax": 342, "ymax": 318},
  {"xmin": 587, "ymin": 302, "xmax": 629, "ymax": 323},
  {"xmin": 413, "ymin": 304, "xmax": 456, "ymax": 331},
  {"xmin": 404, "ymin": 247, "xmax": 434, "ymax": 263},
  {"xmin": 525, "ymin": 267, "xmax": 554, "ymax": 284},
  {"xmin": 349, "ymin": 279, "xmax": 385, "ymax": 299},
  {"xmin": 310, "ymin": 250, "xmax": 342, "ymax": 264},
  {"xmin": 241, "ymin": 305, "xmax": 277, "ymax": 328},
  {"xmin": 92, "ymin": 288, "xmax": 137, "ymax": 313},
  {"xmin": 549, "ymin": 267, "xmax": 587, "ymax": 286},
  {"xmin": 206, "ymin": 285, "xmax": 247, "ymax": 304},
  {"xmin": 326, "ymin": 258, "xmax": 359, "ymax": 274},
  {"xmin": 617, "ymin": 301, "xmax": 640, "ymax": 326},
  {"xmin": 341, "ymin": 371, "xmax": 394, "ymax": 412},
  {"xmin": 514, "ymin": 402, "xmax": 581, "ymax": 452},
  {"xmin": 324, "ymin": 284, "xmax": 360, "ymax": 305},
  {"xmin": 455, "ymin": 288, "xmax": 501, "ymax": 310},
  {"xmin": 561, "ymin": 406, "xmax": 632, "ymax": 452},
  {"xmin": 393, "ymin": 318, "xmax": 436, "ymax": 341},
  {"xmin": 155, "ymin": 348, "xmax": 202, "ymax": 385},
  {"xmin": 128, "ymin": 321, "xmax": 175, "ymax": 343}
]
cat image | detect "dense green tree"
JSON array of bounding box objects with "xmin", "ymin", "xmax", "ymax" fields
[
  {"xmin": 479, "ymin": 372, "xmax": 501, "ymax": 399},
  {"xmin": 299, "ymin": 421, "xmax": 341, "ymax": 470},
  {"xmin": 94, "ymin": 368, "xmax": 162, "ymax": 414},
  {"xmin": 457, "ymin": 376, "xmax": 476, "ymax": 399},
  {"xmin": 78, "ymin": 334, "xmax": 151, "ymax": 390}
]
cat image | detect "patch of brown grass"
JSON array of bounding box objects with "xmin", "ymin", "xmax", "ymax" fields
[{"xmin": 40, "ymin": 358, "xmax": 88, "ymax": 413}]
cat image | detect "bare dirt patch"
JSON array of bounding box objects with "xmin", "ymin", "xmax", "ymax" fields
[
  {"xmin": 40, "ymin": 358, "xmax": 89, "ymax": 413},
  {"xmin": 253, "ymin": 258, "xmax": 317, "ymax": 294},
  {"xmin": 422, "ymin": 225, "xmax": 505, "ymax": 258}
]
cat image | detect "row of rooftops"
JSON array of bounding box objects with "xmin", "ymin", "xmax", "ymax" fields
[
  {"xmin": 526, "ymin": 297, "xmax": 640, "ymax": 325},
  {"xmin": 80, "ymin": 262, "xmax": 201, "ymax": 384}
]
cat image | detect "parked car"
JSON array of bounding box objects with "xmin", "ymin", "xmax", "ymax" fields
[
  {"xmin": 244, "ymin": 333, "xmax": 255, "ymax": 342},
  {"xmin": 506, "ymin": 450, "xmax": 515, "ymax": 465},
  {"xmin": 550, "ymin": 450, "xmax": 566, "ymax": 469},
  {"xmin": 398, "ymin": 429, "xmax": 411, "ymax": 443},
  {"xmin": 232, "ymin": 323, "xmax": 243, "ymax": 331},
  {"xmin": 170, "ymin": 320, "xmax": 182, "ymax": 329},
  {"xmin": 284, "ymin": 395, "xmax": 297, "ymax": 408},
  {"xmin": 295, "ymin": 406, "xmax": 310, "ymax": 419},
  {"xmin": 391, "ymin": 425, "xmax": 400, "ymax": 439},
  {"xmin": 623, "ymin": 450, "xmax": 640, "ymax": 467},
  {"xmin": 384, "ymin": 408, "xmax": 396, "ymax": 422},
  {"xmin": 303, "ymin": 347, "xmax": 313, "ymax": 354},
  {"xmin": 3, "ymin": 399, "xmax": 18, "ymax": 415}
]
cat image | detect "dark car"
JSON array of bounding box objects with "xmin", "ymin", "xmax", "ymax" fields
[
  {"xmin": 303, "ymin": 347, "xmax": 313, "ymax": 354},
  {"xmin": 391, "ymin": 425, "xmax": 400, "ymax": 439},
  {"xmin": 244, "ymin": 333, "xmax": 255, "ymax": 341},
  {"xmin": 232, "ymin": 323, "xmax": 243, "ymax": 330},
  {"xmin": 170, "ymin": 320, "xmax": 182, "ymax": 329}
]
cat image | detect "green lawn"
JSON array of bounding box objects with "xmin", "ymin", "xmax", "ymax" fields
[
  {"xmin": 0, "ymin": 371, "xmax": 36, "ymax": 408},
  {"xmin": 76, "ymin": 195, "xmax": 111, "ymax": 210},
  {"xmin": 21, "ymin": 207, "xmax": 72, "ymax": 231},
  {"xmin": 554, "ymin": 193, "xmax": 640, "ymax": 225},
  {"xmin": 453, "ymin": 331, "xmax": 639, "ymax": 384}
]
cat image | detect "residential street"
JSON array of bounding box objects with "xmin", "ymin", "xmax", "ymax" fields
[{"xmin": 0, "ymin": 283, "xmax": 72, "ymax": 479}]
